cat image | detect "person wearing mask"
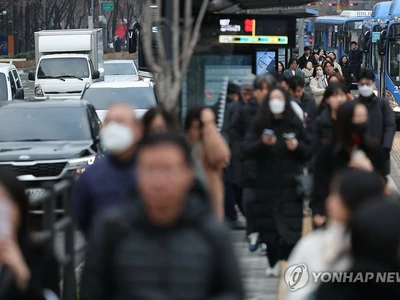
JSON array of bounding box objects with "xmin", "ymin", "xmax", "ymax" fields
[
  {"xmin": 299, "ymin": 46, "xmax": 317, "ymax": 70},
  {"xmin": 141, "ymin": 106, "xmax": 179, "ymax": 135},
  {"xmin": 241, "ymin": 86, "xmax": 312, "ymax": 276},
  {"xmin": 327, "ymin": 51, "xmax": 343, "ymax": 75},
  {"xmin": 288, "ymin": 76, "xmax": 318, "ymax": 128},
  {"xmin": 339, "ymin": 55, "xmax": 352, "ymax": 92},
  {"xmin": 80, "ymin": 133, "xmax": 244, "ymax": 300},
  {"xmin": 316, "ymin": 200, "xmax": 400, "ymax": 300},
  {"xmin": 288, "ymin": 168, "xmax": 386, "ymax": 300},
  {"xmin": 277, "ymin": 62, "xmax": 285, "ymax": 75},
  {"xmin": 185, "ymin": 107, "xmax": 231, "ymax": 221},
  {"xmin": 73, "ymin": 104, "xmax": 142, "ymax": 239},
  {"xmin": 313, "ymin": 83, "xmax": 348, "ymax": 151},
  {"xmin": 222, "ymin": 75, "xmax": 255, "ymax": 228},
  {"xmin": 302, "ymin": 61, "xmax": 314, "ymax": 98},
  {"xmin": 278, "ymin": 75, "xmax": 306, "ymax": 122},
  {"xmin": 349, "ymin": 41, "xmax": 363, "ymax": 81},
  {"xmin": 234, "ymin": 74, "xmax": 277, "ymax": 250},
  {"xmin": 310, "ymin": 65, "xmax": 328, "ymax": 105},
  {"xmin": 312, "ymin": 101, "xmax": 386, "ymax": 227},
  {"xmin": 283, "ymin": 57, "xmax": 305, "ymax": 80},
  {"xmin": 0, "ymin": 169, "xmax": 60, "ymax": 300},
  {"xmin": 323, "ymin": 60, "xmax": 336, "ymax": 78},
  {"xmin": 356, "ymin": 68, "xmax": 396, "ymax": 176}
]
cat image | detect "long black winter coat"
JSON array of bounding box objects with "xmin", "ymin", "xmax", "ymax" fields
[
  {"xmin": 340, "ymin": 62, "xmax": 352, "ymax": 91},
  {"xmin": 312, "ymin": 142, "xmax": 386, "ymax": 216},
  {"xmin": 80, "ymin": 183, "xmax": 244, "ymax": 300},
  {"xmin": 312, "ymin": 106, "xmax": 335, "ymax": 152},
  {"xmin": 237, "ymin": 98, "xmax": 260, "ymax": 188},
  {"xmin": 356, "ymin": 95, "xmax": 396, "ymax": 175},
  {"xmin": 241, "ymin": 118, "xmax": 312, "ymax": 247},
  {"xmin": 226, "ymin": 100, "xmax": 246, "ymax": 184}
]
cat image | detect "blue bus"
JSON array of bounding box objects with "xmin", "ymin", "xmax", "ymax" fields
[
  {"xmin": 381, "ymin": 0, "xmax": 400, "ymax": 114},
  {"xmin": 314, "ymin": 10, "xmax": 372, "ymax": 59},
  {"xmin": 362, "ymin": 1, "xmax": 391, "ymax": 87}
]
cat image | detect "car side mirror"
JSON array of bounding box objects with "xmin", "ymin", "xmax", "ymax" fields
[
  {"xmin": 14, "ymin": 88, "xmax": 24, "ymax": 100},
  {"xmin": 92, "ymin": 70, "xmax": 100, "ymax": 80},
  {"xmin": 28, "ymin": 71, "xmax": 35, "ymax": 81}
]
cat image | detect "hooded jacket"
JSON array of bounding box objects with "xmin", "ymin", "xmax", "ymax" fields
[{"xmin": 80, "ymin": 182, "xmax": 244, "ymax": 300}]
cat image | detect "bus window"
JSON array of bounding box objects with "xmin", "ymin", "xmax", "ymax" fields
[
  {"xmin": 344, "ymin": 21, "xmax": 364, "ymax": 54},
  {"xmin": 388, "ymin": 41, "xmax": 400, "ymax": 82}
]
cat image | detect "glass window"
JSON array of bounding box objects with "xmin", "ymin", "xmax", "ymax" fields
[
  {"xmin": 0, "ymin": 74, "xmax": 8, "ymax": 101},
  {"xmin": 104, "ymin": 62, "xmax": 137, "ymax": 75},
  {"xmin": 37, "ymin": 58, "xmax": 89, "ymax": 79},
  {"xmin": 81, "ymin": 86, "xmax": 157, "ymax": 109},
  {"xmin": 315, "ymin": 29, "xmax": 324, "ymax": 49},
  {"xmin": 344, "ymin": 21, "xmax": 364, "ymax": 54},
  {"xmin": 8, "ymin": 72, "xmax": 16, "ymax": 97},
  {"xmin": 0, "ymin": 107, "xmax": 92, "ymax": 141},
  {"xmin": 388, "ymin": 40, "xmax": 400, "ymax": 83},
  {"xmin": 12, "ymin": 70, "xmax": 21, "ymax": 88}
]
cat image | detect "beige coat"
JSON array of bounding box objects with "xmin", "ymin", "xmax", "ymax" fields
[{"xmin": 310, "ymin": 76, "xmax": 328, "ymax": 105}]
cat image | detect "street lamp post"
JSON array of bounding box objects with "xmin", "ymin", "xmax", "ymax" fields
[{"xmin": 89, "ymin": 0, "xmax": 94, "ymax": 28}]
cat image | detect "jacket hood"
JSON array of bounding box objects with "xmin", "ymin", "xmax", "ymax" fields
[{"xmin": 127, "ymin": 179, "xmax": 213, "ymax": 229}]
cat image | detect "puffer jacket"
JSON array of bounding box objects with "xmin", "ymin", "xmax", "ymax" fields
[{"xmin": 80, "ymin": 182, "xmax": 244, "ymax": 300}]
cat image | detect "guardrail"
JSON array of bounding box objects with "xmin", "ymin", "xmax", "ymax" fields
[{"xmin": 29, "ymin": 179, "xmax": 77, "ymax": 300}]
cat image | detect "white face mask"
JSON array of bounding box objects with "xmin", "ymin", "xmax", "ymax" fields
[
  {"xmin": 317, "ymin": 70, "xmax": 324, "ymax": 77},
  {"xmin": 269, "ymin": 99, "xmax": 285, "ymax": 115},
  {"xmin": 358, "ymin": 85, "xmax": 374, "ymax": 97},
  {"xmin": 100, "ymin": 122, "xmax": 134, "ymax": 154}
]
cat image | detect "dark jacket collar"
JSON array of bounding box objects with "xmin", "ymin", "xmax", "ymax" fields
[{"xmin": 107, "ymin": 151, "xmax": 136, "ymax": 168}]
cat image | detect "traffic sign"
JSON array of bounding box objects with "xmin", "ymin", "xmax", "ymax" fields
[
  {"xmin": 372, "ymin": 32, "xmax": 380, "ymax": 43},
  {"xmin": 103, "ymin": 2, "xmax": 114, "ymax": 11}
]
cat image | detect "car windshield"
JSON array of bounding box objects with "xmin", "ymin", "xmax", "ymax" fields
[
  {"xmin": 0, "ymin": 74, "xmax": 7, "ymax": 101},
  {"xmin": 82, "ymin": 86, "xmax": 157, "ymax": 109},
  {"xmin": 0, "ymin": 107, "xmax": 92, "ymax": 141},
  {"xmin": 104, "ymin": 62, "xmax": 137, "ymax": 75},
  {"xmin": 37, "ymin": 58, "xmax": 89, "ymax": 78}
]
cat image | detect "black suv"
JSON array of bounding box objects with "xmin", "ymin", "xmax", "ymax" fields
[{"xmin": 0, "ymin": 100, "xmax": 103, "ymax": 208}]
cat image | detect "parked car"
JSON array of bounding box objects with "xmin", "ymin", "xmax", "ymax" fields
[
  {"xmin": 0, "ymin": 62, "xmax": 25, "ymax": 101},
  {"xmin": 0, "ymin": 100, "xmax": 103, "ymax": 211},
  {"xmin": 104, "ymin": 59, "xmax": 138, "ymax": 81},
  {"xmin": 81, "ymin": 80, "xmax": 157, "ymax": 121}
]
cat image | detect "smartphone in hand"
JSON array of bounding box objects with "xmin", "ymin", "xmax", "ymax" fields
[{"xmin": 283, "ymin": 133, "xmax": 296, "ymax": 140}]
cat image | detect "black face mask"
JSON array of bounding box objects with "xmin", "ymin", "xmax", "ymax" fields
[{"xmin": 352, "ymin": 122, "xmax": 368, "ymax": 135}]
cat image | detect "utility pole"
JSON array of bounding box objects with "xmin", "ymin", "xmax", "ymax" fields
[
  {"xmin": 298, "ymin": 19, "xmax": 305, "ymax": 57},
  {"xmin": 89, "ymin": 0, "xmax": 94, "ymax": 28},
  {"xmin": 42, "ymin": 0, "xmax": 46, "ymax": 29}
]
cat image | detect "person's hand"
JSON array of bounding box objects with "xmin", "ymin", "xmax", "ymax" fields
[
  {"xmin": 285, "ymin": 138, "xmax": 299, "ymax": 151},
  {"xmin": 0, "ymin": 239, "xmax": 31, "ymax": 290},
  {"xmin": 349, "ymin": 154, "xmax": 373, "ymax": 172},
  {"xmin": 261, "ymin": 134, "xmax": 277, "ymax": 146},
  {"xmin": 313, "ymin": 215, "xmax": 326, "ymax": 227},
  {"xmin": 200, "ymin": 108, "xmax": 216, "ymax": 124}
]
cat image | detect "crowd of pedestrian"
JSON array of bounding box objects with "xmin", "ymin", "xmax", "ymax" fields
[{"xmin": 0, "ymin": 42, "xmax": 400, "ymax": 300}]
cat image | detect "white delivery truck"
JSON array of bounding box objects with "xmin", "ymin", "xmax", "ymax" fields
[{"xmin": 28, "ymin": 29, "xmax": 104, "ymax": 100}]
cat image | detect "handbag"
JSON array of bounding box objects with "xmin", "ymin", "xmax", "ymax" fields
[
  {"xmin": 296, "ymin": 167, "xmax": 314, "ymax": 236},
  {"xmin": 295, "ymin": 167, "xmax": 314, "ymax": 199}
]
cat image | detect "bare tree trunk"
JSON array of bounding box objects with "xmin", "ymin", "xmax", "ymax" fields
[{"xmin": 142, "ymin": 0, "xmax": 209, "ymax": 111}]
